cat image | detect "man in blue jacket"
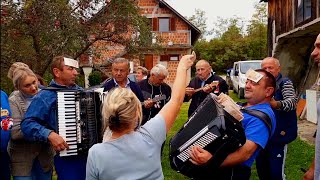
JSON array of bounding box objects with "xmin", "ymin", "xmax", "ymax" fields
[
  {"xmin": 257, "ymin": 57, "xmax": 298, "ymax": 180},
  {"xmin": 1, "ymin": 90, "xmax": 12, "ymax": 180},
  {"xmin": 103, "ymin": 57, "xmax": 144, "ymax": 102},
  {"xmin": 21, "ymin": 56, "xmax": 86, "ymax": 180}
]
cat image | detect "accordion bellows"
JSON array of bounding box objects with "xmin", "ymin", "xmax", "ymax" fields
[{"xmin": 169, "ymin": 93, "xmax": 246, "ymax": 178}]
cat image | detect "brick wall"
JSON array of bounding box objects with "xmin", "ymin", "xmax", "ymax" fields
[{"xmin": 81, "ymin": 0, "xmax": 195, "ymax": 85}]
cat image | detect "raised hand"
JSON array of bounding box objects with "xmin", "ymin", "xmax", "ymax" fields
[{"xmin": 178, "ymin": 51, "xmax": 196, "ymax": 71}]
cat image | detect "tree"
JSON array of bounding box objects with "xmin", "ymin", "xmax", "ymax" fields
[
  {"xmin": 1, "ymin": 0, "xmax": 153, "ymax": 77},
  {"xmin": 188, "ymin": 9, "xmax": 212, "ymax": 40},
  {"xmin": 245, "ymin": 2, "xmax": 268, "ymax": 59},
  {"xmin": 193, "ymin": 3, "xmax": 267, "ymax": 73}
]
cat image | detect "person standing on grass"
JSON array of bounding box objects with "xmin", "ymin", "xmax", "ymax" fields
[
  {"xmin": 103, "ymin": 58, "xmax": 144, "ymax": 102},
  {"xmin": 256, "ymin": 57, "xmax": 298, "ymax": 180},
  {"xmin": 21, "ymin": 56, "xmax": 86, "ymax": 180},
  {"xmin": 184, "ymin": 59, "xmax": 228, "ymax": 117},
  {"xmin": 86, "ymin": 52, "xmax": 196, "ymax": 180},
  {"xmin": 189, "ymin": 69, "xmax": 276, "ymax": 180},
  {"xmin": 303, "ymin": 33, "xmax": 320, "ymax": 180},
  {"xmin": 7, "ymin": 63, "xmax": 54, "ymax": 180},
  {"xmin": 138, "ymin": 64, "xmax": 171, "ymax": 125}
]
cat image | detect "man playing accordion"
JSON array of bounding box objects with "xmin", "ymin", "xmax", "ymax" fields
[{"xmin": 189, "ymin": 69, "xmax": 277, "ymax": 180}]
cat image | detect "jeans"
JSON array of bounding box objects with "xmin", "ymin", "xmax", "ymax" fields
[{"xmin": 13, "ymin": 158, "xmax": 52, "ymax": 180}]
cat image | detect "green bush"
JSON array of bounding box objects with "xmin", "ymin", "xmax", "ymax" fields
[{"xmin": 88, "ymin": 71, "xmax": 102, "ymax": 87}]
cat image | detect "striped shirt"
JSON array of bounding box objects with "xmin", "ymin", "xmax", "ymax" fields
[{"xmin": 279, "ymin": 80, "xmax": 297, "ymax": 112}]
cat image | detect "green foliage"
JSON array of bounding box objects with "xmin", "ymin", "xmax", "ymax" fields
[
  {"xmin": 192, "ymin": 2, "xmax": 267, "ymax": 74},
  {"xmin": 88, "ymin": 71, "xmax": 102, "ymax": 87},
  {"xmin": 188, "ymin": 9, "xmax": 212, "ymax": 40},
  {"xmin": 1, "ymin": 0, "xmax": 153, "ymax": 78}
]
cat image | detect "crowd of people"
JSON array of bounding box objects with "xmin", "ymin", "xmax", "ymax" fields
[{"xmin": 0, "ymin": 33, "xmax": 319, "ymax": 180}]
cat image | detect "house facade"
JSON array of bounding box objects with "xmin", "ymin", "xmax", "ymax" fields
[
  {"xmin": 81, "ymin": 0, "xmax": 201, "ymax": 86},
  {"xmin": 262, "ymin": 0, "xmax": 320, "ymax": 92}
]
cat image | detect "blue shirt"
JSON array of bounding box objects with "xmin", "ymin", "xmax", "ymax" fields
[
  {"xmin": 241, "ymin": 103, "xmax": 276, "ymax": 167},
  {"xmin": 21, "ymin": 80, "xmax": 82, "ymax": 142},
  {"xmin": 0, "ymin": 90, "xmax": 11, "ymax": 151}
]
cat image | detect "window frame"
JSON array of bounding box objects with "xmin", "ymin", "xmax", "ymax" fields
[
  {"xmin": 158, "ymin": 17, "xmax": 170, "ymax": 32},
  {"xmin": 295, "ymin": 0, "xmax": 314, "ymax": 26}
]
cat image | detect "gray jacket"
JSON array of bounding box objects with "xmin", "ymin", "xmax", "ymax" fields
[{"xmin": 8, "ymin": 90, "xmax": 55, "ymax": 176}]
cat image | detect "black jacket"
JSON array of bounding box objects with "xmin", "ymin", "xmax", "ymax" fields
[
  {"xmin": 138, "ymin": 78, "xmax": 171, "ymax": 125},
  {"xmin": 103, "ymin": 78, "xmax": 144, "ymax": 102},
  {"xmin": 184, "ymin": 74, "xmax": 228, "ymax": 117}
]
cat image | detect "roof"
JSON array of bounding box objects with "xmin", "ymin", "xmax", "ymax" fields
[{"xmin": 158, "ymin": 0, "xmax": 201, "ymax": 45}]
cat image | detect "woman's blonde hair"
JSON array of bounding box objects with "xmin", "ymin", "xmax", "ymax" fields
[
  {"xmin": 7, "ymin": 63, "xmax": 37, "ymax": 90},
  {"xmin": 102, "ymin": 88, "xmax": 142, "ymax": 134},
  {"xmin": 7, "ymin": 62, "xmax": 29, "ymax": 80}
]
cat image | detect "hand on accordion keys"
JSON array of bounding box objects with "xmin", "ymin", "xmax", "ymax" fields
[
  {"xmin": 48, "ymin": 131, "xmax": 69, "ymax": 152},
  {"xmin": 216, "ymin": 93, "xmax": 243, "ymax": 121},
  {"xmin": 189, "ymin": 146, "xmax": 213, "ymax": 165}
]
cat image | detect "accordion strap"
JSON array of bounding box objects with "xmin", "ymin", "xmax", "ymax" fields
[{"xmin": 240, "ymin": 108, "xmax": 272, "ymax": 138}]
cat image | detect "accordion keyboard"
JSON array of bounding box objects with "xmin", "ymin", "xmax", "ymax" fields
[
  {"xmin": 57, "ymin": 91, "xmax": 81, "ymax": 157},
  {"xmin": 177, "ymin": 131, "xmax": 219, "ymax": 162}
]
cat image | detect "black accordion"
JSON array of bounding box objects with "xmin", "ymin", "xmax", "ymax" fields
[
  {"xmin": 169, "ymin": 93, "xmax": 246, "ymax": 178},
  {"xmin": 57, "ymin": 90, "xmax": 102, "ymax": 157}
]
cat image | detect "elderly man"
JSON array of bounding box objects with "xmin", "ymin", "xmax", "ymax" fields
[
  {"xmin": 138, "ymin": 64, "xmax": 171, "ymax": 125},
  {"xmin": 189, "ymin": 69, "xmax": 277, "ymax": 180},
  {"xmin": 256, "ymin": 57, "xmax": 298, "ymax": 180},
  {"xmin": 303, "ymin": 33, "xmax": 320, "ymax": 180},
  {"xmin": 184, "ymin": 59, "xmax": 228, "ymax": 117},
  {"xmin": 103, "ymin": 58, "xmax": 144, "ymax": 102},
  {"xmin": 21, "ymin": 56, "xmax": 86, "ymax": 180}
]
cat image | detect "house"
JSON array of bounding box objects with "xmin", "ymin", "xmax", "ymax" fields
[
  {"xmin": 262, "ymin": 0, "xmax": 320, "ymax": 93},
  {"xmin": 80, "ymin": 0, "xmax": 201, "ymax": 86}
]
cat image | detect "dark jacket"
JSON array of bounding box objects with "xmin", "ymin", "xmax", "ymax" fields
[
  {"xmin": 138, "ymin": 79, "xmax": 171, "ymax": 125},
  {"xmin": 271, "ymin": 74, "xmax": 298, "ymax": 144},
  {"xmin": 184, "ymin": 74, "xmax": 228, "ymax": 117},
  {"xmin": 103, "ymin": 78, "xmax": 144, "ymax": 102}
]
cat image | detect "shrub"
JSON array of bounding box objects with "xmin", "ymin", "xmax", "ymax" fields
[{"xmin": 88, "ymin": 71, "xmax": 102, "ymax": 87}]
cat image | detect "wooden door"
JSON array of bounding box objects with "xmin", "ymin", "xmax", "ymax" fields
[{"xmin": 144, "ymin": 54, "xmax": 153, "ymax": 70}]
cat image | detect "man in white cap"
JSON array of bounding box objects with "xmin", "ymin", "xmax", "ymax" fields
[{"xmin": 21, "ymin": 56, "xmax": 87, "ymax": 180}]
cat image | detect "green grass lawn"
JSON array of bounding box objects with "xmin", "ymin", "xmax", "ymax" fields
[{"xmin": 161, "ymin": 92, "xmax": 315, "ymax": 180}]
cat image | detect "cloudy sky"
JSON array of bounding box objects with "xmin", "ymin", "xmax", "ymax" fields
[{"xmin": 164, "ymin": 0, "xmax": 262, "ymax": 37}]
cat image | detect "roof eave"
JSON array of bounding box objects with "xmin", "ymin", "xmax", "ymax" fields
[{"xmin": 158, "ymin": 0, "xmax": 201, "ymax": 45}]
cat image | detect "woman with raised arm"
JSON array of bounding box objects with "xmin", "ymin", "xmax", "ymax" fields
[{"xmin": 86, "ymin": 52, "xmax": 196, "ymax": 180}]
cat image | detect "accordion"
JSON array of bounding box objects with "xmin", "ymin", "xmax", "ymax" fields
[
  {"xmin": 169, "ymin": 93, "xmax": 246, "ymax": 178},
  {"xmin": 57, "ymin": 90, "xmax": 102, "ymax": 157}
]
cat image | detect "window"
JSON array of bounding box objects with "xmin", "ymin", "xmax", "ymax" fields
[
  {"xmin": 160, "ymin": 54, "xmax": 180, "ymax": 61},
  {"xmin": 159, "ymin": 18, "xmax": 170, "ymax": 32},
  {"xmin": 296, "ymin": 0, "xmax": 312, "ymax": 24},
  {"xmin": 169, "ymin": 55, "xmax": 179, "ymax": 61},
  {"xmin": 152, "ymin": 17, "xmax": 176, "ymax": 32}
]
